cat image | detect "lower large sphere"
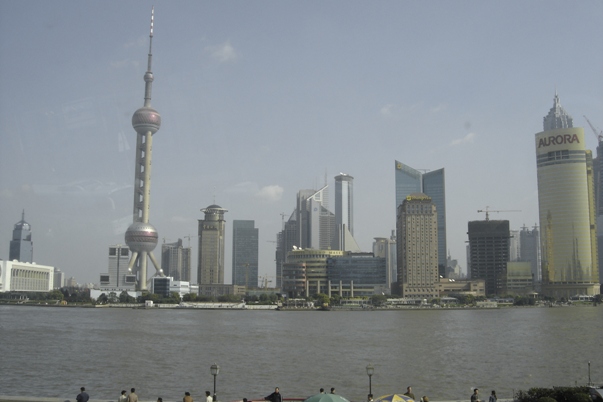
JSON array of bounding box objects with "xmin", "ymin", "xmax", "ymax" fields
[{"xmin": 125, "ymin": 222, "xmax": 158, "ymax": 252}]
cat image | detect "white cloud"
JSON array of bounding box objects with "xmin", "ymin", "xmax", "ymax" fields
[
  {"xmin": 110, "ymin": 59, "xmax": 139, "ymax": 69},
  {"xmin": 450, "ymin": 132, "xmax": 476, "ymax": 146},
  {"xmin": 255, "ymin": 185, "xmax": 284, "ymax": 202},
  {"xmin": 224, "ymin": 182, "xmax": 283, "ymax": 202},
  {"xmin": 430, "ymin": 103, "xmax": 447, "ymax": 113},
  {"xmin": 380, "ymin": 104, "xmax": 395, "ymax": 116},
  {"xmin": 206, "ymin": 41, "xmax": 238, "ymax": 63},
  {"xmin": 379, "ymin": 102, "xmax": 425, "ymax": 117},
  {"xmin": 124, "ymin": 36, "xmax": 146, "ymax": 49}
]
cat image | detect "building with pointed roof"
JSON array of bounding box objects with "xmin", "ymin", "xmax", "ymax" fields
[
  {"xmin": 9, "ymin": 211, "xmax": 33, "ymax": 263},
  {"xmin": 535, "ymin": 93, "xmax": 600, "ymax": 298}
]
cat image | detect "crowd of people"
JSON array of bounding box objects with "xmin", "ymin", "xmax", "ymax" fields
[{"xmin": 76, "ymin": 384, "xmax": 498, "ymax": 402}]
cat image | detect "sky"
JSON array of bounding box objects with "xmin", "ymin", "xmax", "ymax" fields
[{"xmin": 1, "ymin": 0, "xmax": 602, "ymax": 286}]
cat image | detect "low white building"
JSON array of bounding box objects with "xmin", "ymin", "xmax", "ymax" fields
[{"xmin": 0, "ymin": 260, "xmax": 54, "ymax": 292}]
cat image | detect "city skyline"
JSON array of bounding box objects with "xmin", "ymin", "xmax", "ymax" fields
[{"xmin": 0, "ymin": 2, "xmax": 602, "ymax": 285}]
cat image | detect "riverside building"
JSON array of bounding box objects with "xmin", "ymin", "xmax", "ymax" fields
[
  {"xmin": 198, "ymin": 204, "xmax": 228, "ymax": 285},
  {"xmin": 232, "ymin": 220, "xmax": 259, "ymax": 288},
  {"xmin": 397, "ymin": 193, "xmax": 439, "ymax": 299},
  {"xmin": 395, "ymin": 161, "xmax": 447, "ymax": 277},
  {"xmin": 535, "ymin": 94, "xmax": 600, "ymax": 298},
  {"xmin": 100, "ymin": 244, "xmax": 136, "ymax": 289},
  {"xmin": 467, "ymin": 219, "xmax": 510, "ymax": 296},
  {"xmin": 161, "ymin": 239, "xmax": 192, "ymax": 282},
  {"xmin": 0, "ymin": 260, "xmax": 53, "ymax": 292}
]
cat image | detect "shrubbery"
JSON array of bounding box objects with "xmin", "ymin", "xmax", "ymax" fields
[{"xmin": 515, "ymin": 386, "xmax": 591, "ymax": 402}]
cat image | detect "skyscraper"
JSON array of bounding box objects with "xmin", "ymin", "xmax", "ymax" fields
[
  {"xmin": 232, "ymin": 220, "xmax": 259, "ymax": 288},
  {"xmin": 161, "ymin": 239, "xmax": 192, "ymax": 282},
  {"xmin": 335, "ymin": 173, "xmax": 353, "ymax": 234},
  {"xmin": 397, "ymin": 193, "xmax": 439, "ymax": 298},
  {"xmin": 297, "ymin": 186, "xmax": 335, "ymax": 250},
  {"xmin": 100, "ymin": 244, "xmax": 135, "ymax": 289},
  {"xmin": 124, "ymin": 8, "xmax": 163, "ymax": 290},
  {"xmin": 519, "ymin": 225, "xmax": 541, "ymax": 285},
  {"xmin": 373, "ymin": 232, "xmax": 396, "ymax": 289},
  {"xmin": 334, "ymin": 173, "xmax": 360, "ymax": 251},
  {"xmin": 467, "ymin": 219, "xmax": 510, "ymax": 296},
  {"xmin": 275, "ymin": 212, "xmax": 297, "ymax": 288},
  {"xmin": 9, "ymin": 210, "xmax": 33, "ymax": 263},
  {"xmin": 535, "ymin": 93, "xmax": 600, "ymax": 298},
  {"xmin": 395, "ymin": 161, "xmax": 447, "ymax": 277},
  {"xmin": 198, "ymin": 204, "xmax": 228, "ymax": 284}
]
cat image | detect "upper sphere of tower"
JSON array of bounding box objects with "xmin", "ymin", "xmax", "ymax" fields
[
  {"xmin": 125, "ymin": 221, "xmax": 159, "ymax": 252},
  {"xmin": 132, "ymin": 106, "xmax": 161, "ymax": 134}
]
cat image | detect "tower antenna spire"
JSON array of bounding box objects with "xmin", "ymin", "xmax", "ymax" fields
[{"xmin": 144, "ymin": 6, "xmax": 155, "ymax": 107}]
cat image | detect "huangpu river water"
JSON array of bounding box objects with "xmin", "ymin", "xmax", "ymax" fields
[{"xmin": 0, "ymin": 305, "xmax": 601, "ymax": 401}]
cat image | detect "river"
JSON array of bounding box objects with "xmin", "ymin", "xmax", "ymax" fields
[{"xmin": 0, "ymin": 305, "xmax": 600, "ymax": 401}]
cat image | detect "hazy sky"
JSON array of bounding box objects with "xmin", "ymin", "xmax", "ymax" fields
[{"xmin": 1, "ymin": 1, "xmax": 602, "ymax": 286}]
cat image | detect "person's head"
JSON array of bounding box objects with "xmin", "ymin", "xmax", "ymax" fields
[
  {"xmin": 157, "ymin": 398, "xmax": 163, "ymax": 402},
  {"xmin": 243, "ymin": 399, "xmax": 248, "ymax": 402},
  {"xmin": 330, "ymin": 388, "xmax": 335, "ymax": 394},
  {"xmin": 491, "ymin": 390, "xmax": 496, "ymax": 395},
  {"xmin": 131, "ymin": 389, "xmax": 136, "ymax": 393},
  {"xmin": 320, "ymin": 389, "xmax": 324, "ymax": 393},
  {"xmin": 473, "ymin": 389, "xmax": 479, "ymax": 394},
  {"xmin": 122, "ymin": 391, "xmax": 127, "ymax": 396},
  {"xmin": 407, "ymin": 387, "xmax": 412, "ymax": 392},
  {"xmin": 185, "ymin": 393, "xmax": 191, "ymax": 396},
  {"xmin": 206, "ymin": 391, "xmax": 211, "ymax": 397},
  {"xmin": 422, "ymin": 397, "xmax": 429, "ymax": 402},
  {"xmin": 81, "ymin": 388, "xmax": 86, "ymax": 392},
  {"xmin": 275, "ymin": 388, "xmax": 279, "ymax": 393}
]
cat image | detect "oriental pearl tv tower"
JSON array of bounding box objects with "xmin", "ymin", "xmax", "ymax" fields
[{"xmin": 124, "ymin": 7, "xmax": 164, "ymax": 291}]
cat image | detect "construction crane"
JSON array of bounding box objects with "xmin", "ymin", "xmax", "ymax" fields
[
  {"xmin": 584, "ymin": 115, "xmax": 603, "ymax": 143},
  {"xmin": 477, "ymin": 206, "xmax": 521, "ymax": 221},
  {"xmin": 183, "ymin": 234, "xmax": 199, "ymax": 248},
  {"xmin": 259, "ymin": 275, "xmax": 274, "ymax": 289}
]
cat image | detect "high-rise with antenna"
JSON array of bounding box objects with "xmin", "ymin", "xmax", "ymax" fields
[
  {"xmin": 124, "ymin": 7, "xmax": 164, "ymax": 291},
  {"xmin": 535, "ymin": 93, "xmax": 600, "ymax": 298}
]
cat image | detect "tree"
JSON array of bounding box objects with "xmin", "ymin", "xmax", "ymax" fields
[
  {"xmin": 108, "ymin": 292, "xmax": 119, "ymax": 304},
  {"xmin": 97, "ymin": 293, "xmax": 108, "ymax": 305},
  {"xmin": 48, "ymin": 290, "xmax": 64, "ymax": 301},
  {"xmin": 315, "ymin": 293, "xmax": 330, "ymax": 307},
  {"xmin": 182, "ymin": 293, "xmax": 197, "ymax": 302},
  {"xmin": 370, "ymin": 294, "xmax": 387, "ymax": 307},
  {"xmin": 119, "ymin": 291, "xmax": 135, "ymax": 303}
]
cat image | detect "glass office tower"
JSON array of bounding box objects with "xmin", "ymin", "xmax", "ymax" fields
[{"xmin": 395, "ymin": 161, "xmax": 447, "ymax": 276}]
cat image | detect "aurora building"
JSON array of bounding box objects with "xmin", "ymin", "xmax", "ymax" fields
[{"xmin": 535, "ymin": 93, "xmax": 600, "ymax": 298}]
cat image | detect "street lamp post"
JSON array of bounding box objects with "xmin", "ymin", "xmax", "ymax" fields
[
  {"xmin": 210, "ymin": 363, "xmax": 220, "ymax": 402},
  {"xmin": 366, "ymin": 363, "xmax": 374, "ymax": 397}
]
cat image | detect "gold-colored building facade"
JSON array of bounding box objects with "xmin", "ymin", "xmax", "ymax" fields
[{"xmin": 535, "ymin": 127, "xmax": 600, "ymax": 297}]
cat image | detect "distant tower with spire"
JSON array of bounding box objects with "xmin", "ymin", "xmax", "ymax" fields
[
  {"xmin": 9, "ymin": 210, "xmax": 33, "ymax": 263},
  {"xmin": 124, "ymin": 7, "xmax": 164, "ymax": 291}
]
